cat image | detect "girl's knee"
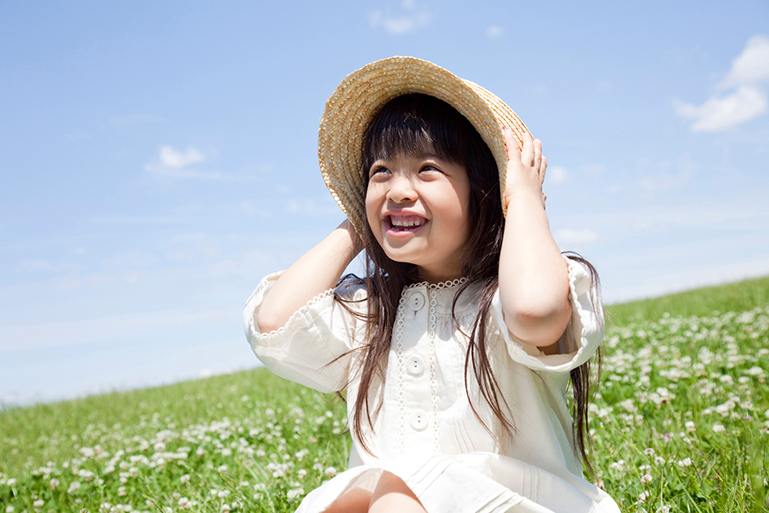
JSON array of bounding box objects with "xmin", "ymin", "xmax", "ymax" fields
[
  {"xmin": 370, "ymin": 472, "xmax": 426, "ymax": 513},
  {"xmin": 323, "ymin": 487, "xmax": 372, "ymax": 513}
]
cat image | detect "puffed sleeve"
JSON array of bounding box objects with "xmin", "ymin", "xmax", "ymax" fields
[
  {"xmin": 491, "ymin": 257, "xmax": 603, "ymax": 373},
  {"xmin": 243, "ymin": 271, "xmax": 367, "ymax": 393}
]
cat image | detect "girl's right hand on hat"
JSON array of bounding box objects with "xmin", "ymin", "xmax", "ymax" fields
[{"xmin": 502, "ymin": 129, "xmax": 547, "ymax": 211}]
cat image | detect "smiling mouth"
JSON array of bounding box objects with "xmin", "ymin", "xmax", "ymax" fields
[{"xmin": 387, "ymin": 215, "xmax": 426, "ymax": 232}]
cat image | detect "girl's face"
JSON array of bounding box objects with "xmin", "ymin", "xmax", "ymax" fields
[{"xmin": 365, "ymin": 145, "xmax": 471, "ymax": 283}]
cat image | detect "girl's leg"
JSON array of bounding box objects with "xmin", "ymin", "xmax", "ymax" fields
[
  {"xmin": 323, "ymin": 487, "xmax": 372, "ymax": 513},
  {"xmin": 369, "ymin": 471, "xmax": 427, "ymax": 513}
]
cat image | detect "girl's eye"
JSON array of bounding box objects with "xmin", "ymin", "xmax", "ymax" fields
[
  {"xmin": 370, "ymin": 166, "xmax": 390, "ymax": 177},
  {"xmin": 420, "ymin": 164, "xmax": 441, "ymax": 173}
]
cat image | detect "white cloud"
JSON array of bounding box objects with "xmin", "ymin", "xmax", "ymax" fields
[
  {"xmin": 369, "ymin": 0, "xmax": 431, "ymax": 35},
  {"xmin": 674, "ymin": 86, "xmax": 767, "ymax": 132},
  {"xmin": 675, "ymin": 34, "xmax": 769, "ymax": 132},
  {"xmin": 546, "ymin": 165, "xmax": 568, "ymax": 186},
  {"xmin": 159, "ymin": 145, "xmax": 205, "ymax": 168},
  {"xmin": 145, "ymin": 145, "xmax": 211, "ymax": 178},
  {"xmin": 486, "ymin": 25, "xmax": 503, "ymax": 38},
  {"xmin": 718, "ymin": 35, "xmax": 769, "ymax": 89},
  {"xmin": 554, "ymin": 229, "xmax": 599, "ymax": 246},
  {"xmin": 144, "ymin": 145, "xmax": 254, "ymax": 181}
]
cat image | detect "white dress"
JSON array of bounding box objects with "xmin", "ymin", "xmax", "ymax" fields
[{"xmin": 243, "ymin": 258, "xmax": 620, "ymax": 513}]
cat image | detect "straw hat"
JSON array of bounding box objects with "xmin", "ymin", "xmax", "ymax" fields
[{"xmin": 318, "ymin": 56, "xmax": 530, "ymax": 237}]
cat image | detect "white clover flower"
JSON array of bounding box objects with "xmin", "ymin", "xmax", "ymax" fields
[
  {"xmin": 33, "ymin": 500, "xmax": 44, "ymax": 508},
  {"xmin": 324, "ymin": 467, "xmax": 337, "ymax": 478},
  {"xmin": 677, "ymin": 457, "xmax": 692, "ymax": 467},
  {"xmin": 297, "ymin": 469, "xmax": 307, "ymax": 479},
  {"xmin": 287, "ymin": 487, "xmax": 305, "ymax": 501},
  {"xmin": 68, "ymin": 481, "xmax": 81, "ymax": 494},
  {"xmin": 609, "ymin": 460, "xmax": 626, "ymax": 472},
  {"xmin": 712, "ymin": 424, "xmax": 725, "ymax": 432},
  {"xmin": 643, "ymin": 448, "xmax": 655, "ymax": 456},
  {"xmin": 239, "ymin": 481, "xmax": 249, "ymax": 487},
  {"xmin": 6, "ymin": 478, "xmax": 16, "ymax": 487},
  {"xmin": 640, "ymin": 473, "xmax": 653, "ymax": 484},
  {"xmin": 218, "ymin": 465, "xmax": 228, "ymax": 474},
  {"xmin": 217, "ymin": 490, "xmax": 230, "ymax": 498},
  {"xmin": 118, "ymin": 486, "xmax": 127, "ymax": 497},
  {"xmin": 178, "ymin": 497, "xmax": 189, "ymax": 507},
  {"xmin": 221, "ymin": 504, "xmax": 231, "ymax": 512},
  {"xmin": 180, "ymin": 474, "xmax": 190, "ymax": 484},
  {"xmin": 654, "ymin": 456, "xmax": 666, "ymax": 465},
  {"xmin": 656, "ymin": 506, "xmax": 670, "ymax": 513},
  {"xmin": 638, "ymin": 491, "xmax": 649, "ymax": 502},
  {"xmin": 6, "ymin": 506, "xmax": 15, "ymax": 512},
  {"xmin": 685, "ymin": 420, "xmax": 695, "ymax": 432}
]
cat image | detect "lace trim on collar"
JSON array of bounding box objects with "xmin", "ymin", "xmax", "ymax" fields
[{"xmin": 403, "ymin": 277, "xmax": 468, "ymax": 290}]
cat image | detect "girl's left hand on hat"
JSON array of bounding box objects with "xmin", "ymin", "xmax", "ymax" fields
[{"xmin": 502, "ymin": 129, "xmax": 547, "ymax": 211}]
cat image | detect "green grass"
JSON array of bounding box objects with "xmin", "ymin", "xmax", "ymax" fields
[
  {"xmin": 606, "ymin": 274, "xmax": 769, "ymax": 326},
  {"xmin": 2, "ymin": 277, "xmax": 768, "ymax": 512}
]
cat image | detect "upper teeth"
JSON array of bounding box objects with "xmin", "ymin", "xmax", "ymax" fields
[{"xmin": 391, "ymin": 216, "xmax": 424, "ymax": 227}]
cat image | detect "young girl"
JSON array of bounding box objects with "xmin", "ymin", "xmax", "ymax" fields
[{"xmin": 244, "ymin": 57, "xmax": 619, "ymax": 513}]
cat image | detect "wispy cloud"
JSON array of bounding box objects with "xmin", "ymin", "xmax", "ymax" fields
[
  {"xmin": 91, "ymin": 216, "xmax": 184, "ymax": 225},
  {"xmin": 110, "ymin": 113, "xmax": 166, "ymax": 128},
  {"xmin": 546, "ymin": 165, "xmax": 569, "ymax": 186},
  {"xmin": 637, "ymin": 154, "xmax": 696, "ymax": 198},
  {"xmin": 369, "ymin": 0, "xmax": 431, "ymax": 35},
  {"xmin": 554, "ymin": 229, "xmax": 599, "ymax": 247},
  {"xmin": 144, "ymin": 145, "xmax": 253, "ymax": 181},
  {"xmin": 486, "ymin": 25, "xmax": 503, "ymax": 38},
  {"xmin": 674, "ymin": 34, "xmax": 769, "ymax": 132}
]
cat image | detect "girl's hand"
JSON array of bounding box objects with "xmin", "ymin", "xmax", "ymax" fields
[
  {"xmin": 341, "ymin": 218, "xmax": 364, "ymax": 255},
  {"xmin": 503, "ymin": 129, "xmax": 547, "ymax": 211}
]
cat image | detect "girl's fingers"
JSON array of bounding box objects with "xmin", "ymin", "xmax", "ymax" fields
[
  {"xmin": 503, "ymin": 128, "xmax": 521, "ymax": 162},
  {"xmin": 532, "ymin": 138, "xmax": 542, "ymax": 174},
  {"xmin": 521, "ymin": 132, "xmax": 534, "ymax": 165},
  {"xmin": 540, "ymin": 155, "xmax": 547, "ymax": 184}
]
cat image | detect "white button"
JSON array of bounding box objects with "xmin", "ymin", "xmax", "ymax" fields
[
  {"xmin": 409, "ymin": 410, "xmax": 428, "ymax": 431},
  {"xmin": 409, "ymin": 291, "xmax": 425, "ymax": 311},
  {"xmin": 406, "ymin": 355, "xmax": 425, "ymax": 376}
]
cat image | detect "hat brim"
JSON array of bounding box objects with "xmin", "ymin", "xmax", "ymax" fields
[{"xmin": 318, "ymin": 56, "xmax": 530, "ymax": 237}]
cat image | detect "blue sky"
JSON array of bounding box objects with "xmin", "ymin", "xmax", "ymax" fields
[{"xmin": 2, "ymin": 1, "xmax": 768, "ymax": 405}]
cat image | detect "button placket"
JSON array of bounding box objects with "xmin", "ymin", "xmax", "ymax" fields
[
  {"xmin": 409, "ymin": 291, "xmax": 425, "ymax": 312},
  {"xmin": 406, "ymin": 355, "xmax": 425, "ymax": 376},
  {"xmin": 409, "ymin": 410, "xmax": 428, "ymax": 431}
]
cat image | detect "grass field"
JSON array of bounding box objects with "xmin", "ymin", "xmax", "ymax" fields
[{"xmin": 1, "ymin": 276, "xmax": 768, "ymax": 512}]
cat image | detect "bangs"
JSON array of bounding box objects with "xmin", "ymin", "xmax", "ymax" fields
[{"xmin": 362, "ymin": 94, "xmax": 476, "ymax": 174}]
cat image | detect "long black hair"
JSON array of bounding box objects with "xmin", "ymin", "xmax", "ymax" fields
[{"xmin": 337, "ymin": 93, "xmax": 602, "ymax": 474}]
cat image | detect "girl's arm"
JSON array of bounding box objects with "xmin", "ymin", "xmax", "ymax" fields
[
  {"xmin": 256, "ymin": 220, "xmax": 363, "ymax": 333},
  {"xmin": 498, "ymin": 130, "xmax": 572, "ymax": 348}
]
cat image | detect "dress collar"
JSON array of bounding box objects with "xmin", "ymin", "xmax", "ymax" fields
[{"xmin": 402, "ymin": 278, "xmax": 481, "ymax": 315}]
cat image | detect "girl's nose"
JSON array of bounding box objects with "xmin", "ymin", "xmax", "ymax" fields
[{"xmin": 386, "ymin": 175, "xmax": 417, "ymax": 204}]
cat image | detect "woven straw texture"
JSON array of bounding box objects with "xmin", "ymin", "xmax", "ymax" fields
[{"xmin": 318, "ymin": 56, "xmax": 530, "ymax": 236}]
